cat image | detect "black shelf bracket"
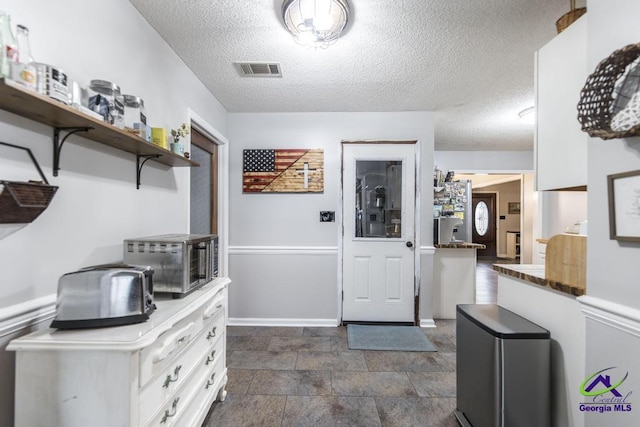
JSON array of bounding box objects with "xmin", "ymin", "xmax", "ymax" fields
[
  {"xmin": 52, "ymin": 127, "xmax": 92, "ymax": 176},
  {"xmin": 136, "ymin": 154, "xmax": 161, "ymax": 189}
]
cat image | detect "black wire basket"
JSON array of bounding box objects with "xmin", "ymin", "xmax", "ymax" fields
[{"xmin": 0, "ymin": 142, "xmax": 58, "ymax": 224}]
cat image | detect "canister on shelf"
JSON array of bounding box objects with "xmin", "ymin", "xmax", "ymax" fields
[
  {"xmin": 123, "ymin": 94, "xmax": 147, "ymax": 128},
  {"xmin": 33, "ymin": 63, "xmax": 69, "ymax": 104},
  {"xmin": 151, "ymin": 127, "xmax": 167, "ymax": 149},
  {"xmin": 88, "ymin": 79, "xmax": 124, "ymax": 128}
]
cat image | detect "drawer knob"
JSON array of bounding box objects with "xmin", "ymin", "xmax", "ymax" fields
[
  {"xmin": 206, "ymin": 326, "xmax": 217, "ymax": 340},
  {"xmin": 206, "ymin": 350, "xmax": 216, "ymax": 365},
  {"xmin": 205, "ymin": 373, "xmax": 216, "ymax": 389},
  {"xmin": 160, "ymin": 397, "xmax": 180, "ymax": 424},
  {"xmin": 162, "ymin": 365, "xmax": 182, "ymax": 388}
]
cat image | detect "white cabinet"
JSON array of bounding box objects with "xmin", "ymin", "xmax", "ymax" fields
[
  {"xmin": 535, "ymin": 15, "xmax": 588, "ymax": 191},
  {"xmin": 7, "ymin": 278, "xmax": 231, "ymax": 427},
  {"xmin": 433, "ymin": 247, "xmax": 479, "ymax": 319},
  {"xmin": 506, "ymin": 231, "xmax": 521, "ymax": 259},
  {"xmin": 534, "ymin": 239, "xmax": 548, "ymax": 265}
]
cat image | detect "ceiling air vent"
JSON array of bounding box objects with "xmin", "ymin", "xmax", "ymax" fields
[{"xmin": 234, "ymin": 62, "xmax": 282, "ymax": 77}]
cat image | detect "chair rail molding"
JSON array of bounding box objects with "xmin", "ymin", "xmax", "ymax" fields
[
  {"xmin": 0, "ymin": 294, "xmax": 56, "ymax": 338},
  {"xmin": 229, "ymin": 245, "xmax": 338, "ymax": 256},
  {"xmin": 578, "ymin": 295, "xmax": 640, "ymax": 337}
]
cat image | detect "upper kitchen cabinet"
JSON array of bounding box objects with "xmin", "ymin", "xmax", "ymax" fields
[{"xmin": 535, "ymin": 15, "xmax": 587, "ymax": 191}]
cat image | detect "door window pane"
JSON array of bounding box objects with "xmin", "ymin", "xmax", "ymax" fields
[
  {"xmin": 474, "ymin": 201, "xmax": 489, "ymax": 236},
  {"xmin": 355, "ymin": 160, "xmax": 402, "ymax": 238}
]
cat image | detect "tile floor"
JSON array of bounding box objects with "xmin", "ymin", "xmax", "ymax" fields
[
  {"xmin": 203, "ymin": 322, "xmax": 457, "ymax": 427},
  {"xmin": 203, "ymin": 258, "xmax": 510, "ymax": 426}
]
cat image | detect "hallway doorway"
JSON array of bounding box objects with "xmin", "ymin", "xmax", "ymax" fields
[
  {"xmin": 455, "ymin": 173, "xmax": 529, "ymax": 261},
  {"xmin": 475, "ymin": 257, "xmax": 519, "ymax": 304}
]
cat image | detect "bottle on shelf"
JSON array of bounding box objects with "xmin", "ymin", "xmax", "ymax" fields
[
  {"xmin": 11, "ymin": 24, "xmax": 36, "ymax": 89},
  {"xmin": 0, "ymin": 11, "xmax": 18, "ymax": 78}
]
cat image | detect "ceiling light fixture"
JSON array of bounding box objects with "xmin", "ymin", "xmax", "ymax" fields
[
  {"xmin": 518, "ymin": 106, "xmax": 535, "ymax": 124},
  {"xmin": 281, "ymin": 0, "xmax": 350, "ymax": 49}
]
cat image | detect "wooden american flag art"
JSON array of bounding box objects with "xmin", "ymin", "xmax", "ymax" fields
[{"xmin": 242, "ymin": 149, "xmax": 324, "ymax": 193}]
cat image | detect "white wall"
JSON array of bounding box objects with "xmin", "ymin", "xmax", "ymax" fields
[
  {"xmin": 539, "ymin": 191, "xmax": 588, "ymax": 238},
  {"xmin": 227, "ymin": 112, "xmax": 434, "ymax": 324},
  {"xmin": 585, "ymin": 0, "xmax": 640, "ymax": 309},
  {"xmin": 522, "ymin": 173, "xmax": 536, "ymax": 263},
  {"xmin": 582, "ymin": 1, "xmax": 640, "ymax": 426},
  {"xmin": 0, "ymin": 0, "xmax": 228, "ymax": 307},
  {"xmin": 0, "ymin": 1, "xmax": 228, "ymax": 425},
  {"xmin": 434, "ymin": 150, "xmax": 534, "ymax": 173},
  {"xmin": 498, "ymin": 275, "xmax": 586, "ymax": 427}
]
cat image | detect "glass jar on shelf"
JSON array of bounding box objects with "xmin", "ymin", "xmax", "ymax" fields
[
  {"xmin": 0, "ymin": 12, "xmax": 18, "ymax": 78},
  {"xmin": 11, "ymin": 24, "xmax": 36, "ymax": 89}
]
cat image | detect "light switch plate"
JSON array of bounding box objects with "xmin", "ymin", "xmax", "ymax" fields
[{"xmin": 320, "ymin": 211, "xmax": 335, "ymax": 222}]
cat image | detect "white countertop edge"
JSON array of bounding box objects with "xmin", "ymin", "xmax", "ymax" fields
[{"xmin": 6, "ymin": 277, "xmax": 231, "ymax": 352}]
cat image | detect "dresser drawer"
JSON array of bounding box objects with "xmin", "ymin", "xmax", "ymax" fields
[
  {"xmin": 145, "ymin": 339, "xmax": 225, "ymax": 426},
  {"xmin": 169, "ymin": 354, "xmax": 226, "ymax": 427},
  {"xmin": 139, "ymin": 309, "xmax": 225, "ymax": 424},
  {"xmin": 139, "ymin": 286, "xmax": 226, "ymax": 385}
]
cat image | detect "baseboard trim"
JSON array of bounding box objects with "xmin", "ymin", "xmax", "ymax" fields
[
  {"xmin": 419, "ymin": 319, "xmax": 436, "ymax": 328},
  {"xmin": 0, "ymin": 294, "xmax": 56, "ymax": 338},
  {"xmin": 229, "ymin": 246, "xmax": 338, "ymax": 256},
  {"xmin": 228, "ymin": 317, "xmax": 339, "ymax": 327},
  {"xmin": 578, "ymin": 295, "xmax": 640, "ymax": 338}
]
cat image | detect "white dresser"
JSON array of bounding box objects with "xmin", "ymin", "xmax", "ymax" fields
[{"xmin": 7, "ymin": 277, "xmax": 231, "ymax": 427}]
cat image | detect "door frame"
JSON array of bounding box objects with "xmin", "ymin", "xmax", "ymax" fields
[
  {"xmin": 190, "ymin": 127, "xmax": 219, "ymax": 234},
  {"xmin": 188, "ymin": 109, "xmax": 229, "ymax": 277},
  {"xmin": 338, "ymin": 140, "xmax": 421, "ymax": 325}
]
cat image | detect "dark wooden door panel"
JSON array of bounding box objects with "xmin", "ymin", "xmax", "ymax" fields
[{"xmin": 472, "ymin": 193, "xmax": 497, "ymax": 257}]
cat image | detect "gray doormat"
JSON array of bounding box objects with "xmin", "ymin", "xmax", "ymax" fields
[{"xmin": 346, "ymin": 324, "xmax": 437, "ymax": 352}]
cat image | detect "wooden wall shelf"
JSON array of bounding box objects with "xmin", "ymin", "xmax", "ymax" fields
[{"xmin": 0, "ymin": 79, "xmax": 199, "ymax": 187}]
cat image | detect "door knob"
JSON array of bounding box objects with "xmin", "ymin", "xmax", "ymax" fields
[{"xmin": 406, "ymin": 241, "xmax": 413, "ymax": 248}]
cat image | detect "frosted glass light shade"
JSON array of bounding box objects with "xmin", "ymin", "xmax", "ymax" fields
[{"xmin": 282, "ymin": 0, "xmax": 349, "ymax": 48}]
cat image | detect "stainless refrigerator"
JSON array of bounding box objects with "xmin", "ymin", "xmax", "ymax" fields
[{"xmin": 433, "ymin": 179, "xmax": 472, "ymax": 243}]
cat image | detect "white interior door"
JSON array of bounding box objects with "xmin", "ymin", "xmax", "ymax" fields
[{"xmin": 342, "ymin": 143, "xmax": 416, "ymax": 323}]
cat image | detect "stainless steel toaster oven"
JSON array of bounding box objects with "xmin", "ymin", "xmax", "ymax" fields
[{"xmin": 123, "ymin": 234, "xmax": 218, "ymax": 297}]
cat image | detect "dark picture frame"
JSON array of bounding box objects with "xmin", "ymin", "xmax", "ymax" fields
[
  {"xmin": 508, "ymin": 202, "xmax": 521, "ymax": 214},
  {"xmin": 608, "ymin": 170, "xmax": 640, "ymax": 242}
]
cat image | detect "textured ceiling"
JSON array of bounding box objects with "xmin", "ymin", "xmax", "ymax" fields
[{"xmin": 129, "ymin": 0, "xmax": 585, "ymax": 151}]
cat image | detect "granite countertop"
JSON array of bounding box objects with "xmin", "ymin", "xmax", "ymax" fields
[
  {"xmin": 493, "ymin": 264, "xmax": 585, "ymax": 297},
  {"xmin": 435, "ymin": 242, "xmax": 486, "ymax": 249}
]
